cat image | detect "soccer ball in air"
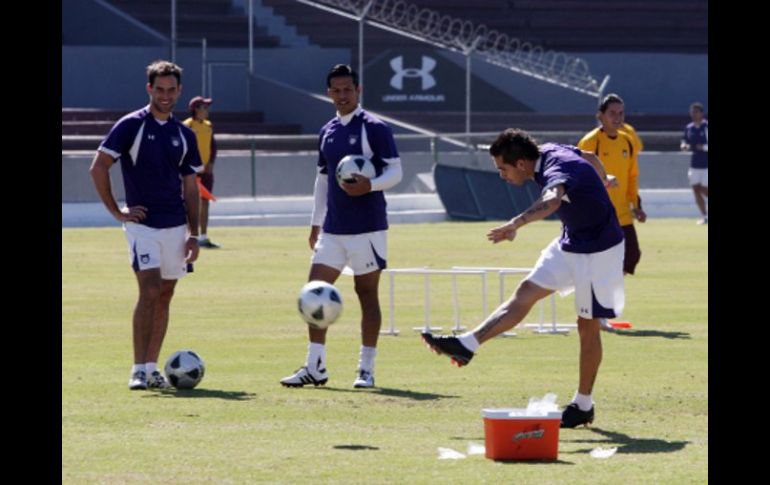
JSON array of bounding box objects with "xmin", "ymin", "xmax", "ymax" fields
[
  {"xmin": 335, "ymin": 154, "xmax": 376, "ymax": 186},
  {"xmin": 297, "ymin": 280, "xmax": 343, "ymax": 329},
  {"xmin": 164, "ymin": 350, "xmax": 205, "ymax": 389}
]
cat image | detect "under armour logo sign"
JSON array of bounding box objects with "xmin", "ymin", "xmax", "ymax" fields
[
  {"xmin": 147, "ymin": 134, "xmax": 155, "ymax": 140},
  {"xmin": 140, "ymin": 254, "xmax": 150, "ymax": 264},
  {"xmin": 389, "ymin": 56, "xmax": 436, "ymax": 91},
  {"xmin": 580, "ymin": 307, "xmax": 589, "ymax": 314}
]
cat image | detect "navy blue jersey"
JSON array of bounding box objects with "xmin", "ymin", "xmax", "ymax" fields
[
  {"xmin": 99, "ymin": 107, "xmax": 202, "ymax": 229},
  {"xmin": 683, "ymin": 120, "xmax": 708, "ymax": 169},
  {"xmin": 535, "ymin": 143, "xmax": 624, "ymax": 254},
  {"xmin": 318, "ymin": 108, "xmax": 400, "ymax": 234}
]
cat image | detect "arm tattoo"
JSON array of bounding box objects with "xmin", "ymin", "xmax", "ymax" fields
[
  {"xmin": 477, "ymin": 312, "xmax": 506, "ymax": 339},
  {"xmin": 523, "ymin": 200, "xmax": 551, "ymax": 219}
]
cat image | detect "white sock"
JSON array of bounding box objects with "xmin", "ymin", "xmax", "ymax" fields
[
  {"xmin": 306, "ymin": 342, "xmax": 326, "ymax": 373},
  {"xmin": 200, "ymin": 234, "xmax": 209, "ymax": 242},
  {"xmin": 131, "ymin": 364, "xmax": 146, "ymax": 374},
  {"xmin": 458, "ymin": 333, "xmax": 480, "ymax": 352},
  {"xmin": 571, "ymin": 391, "xmax": 593, "ymax": 411},
  {"xmin": 358, "ymin": 346, "xmax": 377, "ymax": 372},
  {"xmin": 145, "ymin": 362, "xmax": 158, "ymax": 374}
]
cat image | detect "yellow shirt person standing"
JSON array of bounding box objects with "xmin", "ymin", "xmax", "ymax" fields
[
  {"xmin": 578, "ymin": 93, "xmax": 646, "ymax": 276},
  {"xmin": 183, "ymin": 96, "xmax": 220, "ymax": 249}
]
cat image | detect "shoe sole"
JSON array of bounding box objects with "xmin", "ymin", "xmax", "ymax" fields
[
  {"xmin": 421, "ymin": 335, "xmax": 470, "ymax": 367},
  {"xmin": 353, "ymin": 381, "xmax": 375, "ymax": 389},
  {"xmin": 561, "ymin": 419, "xmax": 593, "ymax": 429},
  {"xmin": 129, "ymin": 384, "xmax": 147, "ymax": 390},
  {"xmin": 280, "ymin": 378, "xmax": 328, "ymax": 388}
]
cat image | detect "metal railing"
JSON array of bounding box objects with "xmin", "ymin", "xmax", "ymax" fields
[{"xmin": 296, "ymin": 0, "xmax": 608, "ymax": 98}]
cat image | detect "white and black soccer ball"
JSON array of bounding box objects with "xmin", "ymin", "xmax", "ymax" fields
[
  {"xmin": 297, "ymin": 280, "xmax": 343, "ymax": 329},
  {"xmin": 335, "ymin": 154, "xmax": 376, "ymax": 186},
  {"xmin": 164, "ymin": 350, "xmax": 205, "ymax": 389}
]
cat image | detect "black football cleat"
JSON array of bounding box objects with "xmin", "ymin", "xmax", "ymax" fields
[
  {"xmin": 421, "ymin": 332, "xmax": 474, "ymax": 367},
  {"xmin": 560, "ymin": 403, "xmax": 595, "ymax": 428}
]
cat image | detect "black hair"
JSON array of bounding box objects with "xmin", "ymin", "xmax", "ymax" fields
[
  {"xmin": 326, "ymin": 64, "xmax": 359, "ymax": 88},
  {"xmin": 598, "ymin": 93, "xmax": 624, "ymax": 113},
  {"xmin": 489, "ymin": 128, "xmax": 540, "ymax": 165},
  {"xmin": 146, "ymin": 60, "xmax": 182, "ymax": 86}
]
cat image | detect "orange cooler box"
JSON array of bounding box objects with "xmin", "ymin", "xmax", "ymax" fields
[{"xmin": 482, "ymin": 409, "xmax": 562, "ymax": 460}]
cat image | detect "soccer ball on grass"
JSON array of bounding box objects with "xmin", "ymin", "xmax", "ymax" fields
[{"xmin": 164, "ymin": 350, "xmax": 205, "ymax": 389}]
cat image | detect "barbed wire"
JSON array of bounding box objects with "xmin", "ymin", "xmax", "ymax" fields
[{"xmin": 300, "ymin": 0, "xmax": 603, "ymax": 96}]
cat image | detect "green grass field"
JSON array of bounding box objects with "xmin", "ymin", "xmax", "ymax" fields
[{"xmin": 62, "ymin": 220, "xmax": 707, "ymax": 484}]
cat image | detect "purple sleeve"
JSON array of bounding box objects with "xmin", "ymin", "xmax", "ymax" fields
[
  {"xmin": 317, "ymin": 129, "xmax": 328, "ymax": 174},
  {"xmin": 180, "ymin": 129, "xmax": 203, "ymax": 176},
  {"xmin": 369, "ymin": 123, "xmax": 399, "ymax": 160},
  {"xmin": 99, "ymin": 118, "xmax": 135, "ymax": 159}
]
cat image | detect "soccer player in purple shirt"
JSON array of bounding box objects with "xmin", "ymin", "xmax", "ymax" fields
[
  {"xmin": 422, "ymin": 129, "xmax": 625, "ymax": 428},
  {"xmin": 281, "ymin": 64, "xmax": 403, "ymax": 389},
  {"xmin": 681, "ymin": 102, "xmax": 708, "ymax": 224},
  {"xmin": 90, "ymin": 60, "xmax": 203, "ymax": 391}
]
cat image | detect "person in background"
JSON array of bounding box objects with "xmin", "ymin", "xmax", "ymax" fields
[
  {"xmin": 681, "ymin": 102, "xmax": 708, "ymax": 224},
  {"xmin": 578, "ymin": 94, "xmax": 645, "ymax": 331},
  {"xmin": 89, "ymin": 60, "xmax": 202, "ymax": 390},
  {"xmin": 184, "ymin": 96, "xmax": 220, "ymax": 248},
  {"xmin": 422, "ymin": 128, "xmax": 624, "ymax": 429}
]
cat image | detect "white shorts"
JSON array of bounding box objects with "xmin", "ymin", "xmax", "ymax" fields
[
  {"xmin": 688, "ymin": 168, "xmax": 708, "ymax": 187},
  {"xmin": 525, "ymin": 238, "xmax": 625, "ymax": 319},
  {"xmin": 124, "ymin": 222, "xmax": 190, "ymax": 280},
  {"xmin": 311, "ymin": 231, "xmax": 387, "ymax": 276}
]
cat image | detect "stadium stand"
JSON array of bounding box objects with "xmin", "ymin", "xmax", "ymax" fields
[
  {"xmin": 262, "ymin": 0, "xmax": 707, "ymax": 54},
  {"xmin": 62, "ymin": 109, "xmax": 301, "ymax": 136},
  {"xmin": 106, "ymin": 0, "xmax": 281, "ymax": 47}
]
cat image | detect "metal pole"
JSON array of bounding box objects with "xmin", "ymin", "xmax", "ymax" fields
[
  {"xmin": 464, "ymin": 36, "xmax": 483, "ymax": 150},
  {"xmin": 201, "ymin": 38, "xmax": 207, "ymax": 97},
  {"xmin": 465, "ymin": 52, "xmax": 471, "ymax": 143},
  {"xmin": 358, "ymin": 18, "xmax": 364, "ymax": 107},
  {"xmin": 248, "ymin": 0, "xmax": 254, "ymax": 75},
  {"xmin": 357, "ymin": 1, "xmax": 374, "ymax": 108},
  {"xmin": 251, "ymin": 139, "xmax": 257, "ymax": 197},
  {"xmin": 207, "ymin": 64, "xmax": 212, "ymax": 101},
  {"xmin": 170, "ymin": 0, "xmax": 177, "ymax": 62}
]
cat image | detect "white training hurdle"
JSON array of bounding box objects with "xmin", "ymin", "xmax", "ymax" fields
[{"xmin": 380, "ymin": 266, "xmax": 577, "ymax": 337}]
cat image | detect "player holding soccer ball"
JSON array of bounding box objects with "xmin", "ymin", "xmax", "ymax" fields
[{"xmin": 280, "ymin": 64, "xmax": 403, "ymax": 389}]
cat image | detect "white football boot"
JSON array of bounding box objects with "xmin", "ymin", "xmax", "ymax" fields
[
  {"xmin": 280, "ymin": 364, "xmax": 328, "ymax": 387},
  {"xmin": 147, "ymin": 371, "xmax": 172, "ymax": 389},
  {"xmin": 128, "ymin": 370, "xmax": 147, "ymax": 390},
  {"xmin": 353, "ymin": 369, "xmax": 375, "ymax": 388}
]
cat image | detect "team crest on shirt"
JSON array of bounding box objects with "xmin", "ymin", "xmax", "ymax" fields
[
  {"xmin": 349, "ymin": 135, "xmax": 358, "ymax": 145},
  {"xmin": 140, "ymin": 254, "xmax": 150, "ymax": 264},
  {"xmin": 171, "ymin": 137, "xmax": 181, "ymax": 147}
]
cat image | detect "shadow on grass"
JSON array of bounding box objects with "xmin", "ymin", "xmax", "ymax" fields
[
  {"xmin": 147, "ymin": 388, "xmax": 257, "ymax": 400},
  {"xmin": 494, "ymin": 458, "xmax": 575, "ymax": 465},
  {"xmin": 562, "ymin": 427, "xmax": 689, "ymax": 454},
  {"xmin": 333, "ymin": 444, "xmax": 380, "ymax": 451},
  {"xmin": 611, "ymin": 329, "xmax": 691, "ymax": 339},
  {"xmin": 319, "ymin": 386, "xmax": 459, "ymax": 401}
]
